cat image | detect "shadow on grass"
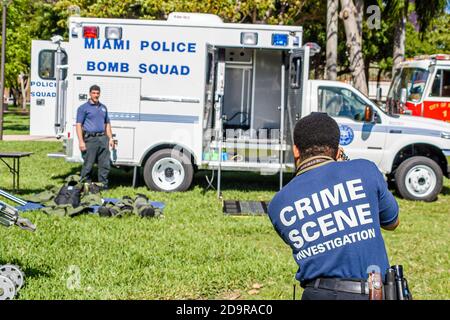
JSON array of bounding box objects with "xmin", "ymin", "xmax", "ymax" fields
[
  {"xmin": 442, "ymin": 186, "xmax": 450, "ymax": 196},
  {"xmin": 0, "ymin": 259, "xmax": 51, "ymax": 280},
  {"xmin": 0, "ymin": 259, "xmax": 51, "ymax": 300},
  {"xmin": 193, "ymin": 170, "xmax": 291, "ymax": 192},
  {"xmin": 3, "ymin": 124, "xmax": 29, "ymax": 132},
  {"xmin": 118, "ymin": 167, "xmax": 290, "ymax": 192},
  {"xmin": 13, "ymin": 162, "xmax": 290, "ymax": 194},
  {"xmin": 50, "ymin": 167, "xmax": 83, "ymax": 182},
  {"xmin": 49, "ymin": 165, "xmax": 135, "ymax": 189},
  {"xmin": 1, "ymin": 188, "xmax": 56, "ymax": 197},
  {"xmin": 102, "ymin": 168, "xmax": 289, "ymax": 192}
]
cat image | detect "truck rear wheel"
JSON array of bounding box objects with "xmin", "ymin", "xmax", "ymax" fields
[
  {"xmin": 143, "ymin": 149, "xmax": 194, "ymax": 192},
  {"xmin": 394, "ymin": 156, "xmax": 443, "ymax": 202}
]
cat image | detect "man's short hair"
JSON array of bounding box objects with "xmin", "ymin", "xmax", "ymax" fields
[
  {"xmin": 293, "ymin": 112, "xmax": 340, "ymax": 160},
  {"xmin": 89, "ymin": 85, "xmax": 101, "ymax": 92}
]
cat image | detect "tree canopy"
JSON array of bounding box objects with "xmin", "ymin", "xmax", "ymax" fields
[{"xmin": 0, "ymin": 0, "xmax": 448, "ymax": 104}]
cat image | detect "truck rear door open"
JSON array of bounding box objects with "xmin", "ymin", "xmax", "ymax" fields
[{"xmin": 30, "ymin": 40, "xmax": 68, "ymax": 136}]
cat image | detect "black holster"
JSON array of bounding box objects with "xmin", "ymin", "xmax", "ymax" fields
[{"xmin": 384, "ymin": 265, "xmax": 413, "ymax": 300}]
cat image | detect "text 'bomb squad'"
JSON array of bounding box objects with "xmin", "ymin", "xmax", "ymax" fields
[{"xmin": 83, "ymin": 39, "xmax": 196, "ymax": 76}]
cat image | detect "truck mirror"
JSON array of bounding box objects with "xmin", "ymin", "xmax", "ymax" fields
[
  {"xmin": 364, "ymin": 105, "xmax": 374, "ymax": 122},
  {"xmin": 376, "ymin": 87, "xmax": 382, "ymax": 102},
  {"xmin": 400, "ymin": 88, "xmax": 407, "ymax": 105}
]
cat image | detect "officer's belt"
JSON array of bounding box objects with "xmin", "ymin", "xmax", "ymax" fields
[
  {"xmin": 303, "ymin": 278, "xmax": 369, "ymax": 295},
  {"xmin": 84, "ymin": 132, "xmax": 105, "ymax": 138}
]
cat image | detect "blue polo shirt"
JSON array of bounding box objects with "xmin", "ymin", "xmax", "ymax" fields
[
  {"xmin": 268, "ymin": 159, "xmax": 399, "ymax": 284},
  {"xmin": 76, "ymin": 100, "xmax": 110, "ymax": 133}
]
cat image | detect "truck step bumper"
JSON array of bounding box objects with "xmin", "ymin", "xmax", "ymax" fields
[{"xmin": 47, "ymin": 153, "xmax": 67, "ymax": 159}]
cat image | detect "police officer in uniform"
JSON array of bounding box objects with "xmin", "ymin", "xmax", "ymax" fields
[
  {"xmin": 76, "ymin": 85, "xmax": 114, "ymax": 189},
  {"xmin": 268, "ymin": 113, "xmax": 399, "ymax": 300}
]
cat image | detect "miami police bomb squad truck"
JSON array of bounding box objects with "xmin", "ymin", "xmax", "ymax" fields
[{"xmin": 30, "ymin": 12, "xmax": 450, "ymax": 201}]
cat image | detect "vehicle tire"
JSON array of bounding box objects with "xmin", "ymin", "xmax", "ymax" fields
[
  {"xmin": 143, "ymin": 148, "xmax": 194, "ymax": 192},
  {"xmin": 394, "ymin": 156, "xmax": 443, "ymax": 202}
]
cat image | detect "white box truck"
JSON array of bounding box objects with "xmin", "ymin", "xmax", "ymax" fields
[{"xmin": 30, "ymin": 12, "xmax": 450, "ymax": 201}]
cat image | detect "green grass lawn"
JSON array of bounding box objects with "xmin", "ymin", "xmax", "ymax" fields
[
  {"xmin": 0, "ymin": 140, "xmax": 449, "ymax": 300},
  {"xmin": 3, "ymin": 109, "xmax": 30, "ymax": 135}
]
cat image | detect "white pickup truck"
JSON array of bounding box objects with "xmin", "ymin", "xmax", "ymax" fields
[{"xmin": 308, "ymin": 79, "xmax": 450, "ymax": 201}]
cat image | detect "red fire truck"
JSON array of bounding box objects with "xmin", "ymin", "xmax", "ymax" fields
[{"xmin": 386, "ymin": 54, "xmax": 450, "ymax": 122}]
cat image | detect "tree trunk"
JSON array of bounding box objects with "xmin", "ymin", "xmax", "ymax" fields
[
  {"xmin": 392, "ymin": 16, "xmax": 406, "ymax": 75},
  {"xmin": 3, "ymin": 87, "xmax": 8, "ymax": 111},
  {"xmin": 339, "ymin": 0, "xmax": 368, "ymax": 95},
  {"xmin": 24, "ymin": 75, "xmax": 30, "ymax": 108},
  {"xmin": 355, "ymin": 0, "xmax": 364, "ymax": 40},
  {"xmin": 376, "ymin": 67, "xmax": 382, "ymax": 102},
  {"xmin": 326, "ymin": 0, "xmax": 338, "ymax": 80},
  {"xmin": 355, "ymin": 0, "xmax": 368, "ymax": 84},
  {"xmin": 19, "ymin": 73, "xmax": 26, "ymax": 110},
  {"xmin": 11, "ymin": 87, "xmax": 18, "ymax": 107}
]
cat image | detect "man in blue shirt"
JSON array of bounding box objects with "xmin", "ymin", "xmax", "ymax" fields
[
  {"xmin": 268, "ymin": 113, "xmax": 399, "ymax": 300},
  {"xmin": 76, "ymin": 85, "xmax": 114, "ymax": 189}
]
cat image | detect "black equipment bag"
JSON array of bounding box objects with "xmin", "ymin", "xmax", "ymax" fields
[{"xmin": 54, "ymin": 185, "xmax": 82, "ymax": 207}]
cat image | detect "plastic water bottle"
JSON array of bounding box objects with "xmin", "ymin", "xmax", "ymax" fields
[{"xmin": 111, "ymin": 148, "xmax": 117, "ymax": 162}]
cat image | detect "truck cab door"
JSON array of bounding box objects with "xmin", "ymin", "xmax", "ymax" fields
[
  {"xmin": 423, "ymin": 67, "xmax": 450, "ymax": 122},
  {"xmin": 30, "ymin": 40, "xmax": 68, "ymax": 136},
  {"xmin": 311, "ymin": 82, "xmax": 387, "ymax": 165}
]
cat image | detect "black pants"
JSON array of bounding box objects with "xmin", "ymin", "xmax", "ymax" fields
[
  {"xmin": 302, "ymin": 287, "xmax": 369, "ymax": 300},
  {"xmin": 81, "ymin": 135, "xmax": 111, "ymax": 186}
]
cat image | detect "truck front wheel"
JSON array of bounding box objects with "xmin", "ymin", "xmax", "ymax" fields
[
  {"xmin": 143, "ymin": 149, "xmax": 194, "ymax": 192},
  {"xmin": 394, "ymin": 156, "xmax": 443, "ymax": 202}
]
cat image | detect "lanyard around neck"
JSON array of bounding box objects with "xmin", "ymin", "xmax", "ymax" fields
[{"xmin": 295, "ymin": 156, "xmax": 335, "ymax": 177}]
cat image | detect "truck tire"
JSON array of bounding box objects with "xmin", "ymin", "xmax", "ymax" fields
[
  {"xmin": 394, "ymin": 156, "xmax": 443, "ymax": 202},
  {"xmin": 143, "ymin": 148, "xmax": 194, "ymax": 192}
]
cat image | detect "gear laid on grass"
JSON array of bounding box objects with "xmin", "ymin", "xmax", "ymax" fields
[
  {"xmin": 0, "ymin": 274, "xmax": 16, "ymax": 300},
  {"xmin": 0, "ymin": 264, "xmax": 25, "ymax": 290}
]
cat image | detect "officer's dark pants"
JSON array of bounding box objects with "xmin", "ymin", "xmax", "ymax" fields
[
  {"xmin": 81, "ymin": 135, "xmax": 110, "ymax": 186},
  {"xmin": 302, "ymin": 287, "xmax": 369, "ymax": 300}
]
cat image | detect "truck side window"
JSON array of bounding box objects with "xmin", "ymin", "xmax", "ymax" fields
[
  {"xmin": 430, "ymin": 69, "xmax": 450, "ymax": 97},
  {"xmin": 318, "ymin": 87, "xmax": 367, "ymax": 122},
  {"xmin": 38, "ymin": 50, "xmax": 68, "ymax": 80}
]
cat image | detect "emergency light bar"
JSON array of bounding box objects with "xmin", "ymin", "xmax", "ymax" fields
[
  {"xmin": 432, "ymin": 54, "xmax": 450, "ymax": 60},
  {"xmin": 305, "ymin": 42, "xmax": 321, "ymax": 55},
  {"xmin": 240, "ymin": 32, "xmax": 258, "ymax": 46},
  {"xmin": 272, "ymin": 34, "xmax": 288, "ymax": 46},
  {"xmin": 83, "ymin": 26, "xmax": 99, "ymax": 38},
  {"xmin": 105, "ymin": 26, "xmax": 122, "ymax": 40},
  {"xmin": 413, "ymin": 54, "xmax": 450, "ymax": 61}
]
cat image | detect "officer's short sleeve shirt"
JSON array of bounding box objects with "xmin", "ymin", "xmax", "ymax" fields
[
  {"xmin": 268, "ymin": 159, "xmax": 399, "ymax": 283},
  {"xmin": 76, "ymin": 101, "xmax": 110, "ymax": 133}
]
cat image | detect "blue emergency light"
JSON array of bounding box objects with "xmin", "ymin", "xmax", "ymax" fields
[{"xmin": 272, "ymin": 34, "xmax": 288, "ymax": 46}]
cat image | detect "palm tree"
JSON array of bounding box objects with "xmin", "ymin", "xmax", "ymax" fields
[
  {"xmin": 387, "ymin": 0, "xmax": 448, "ymax": 73},
  {"xmin": 339, "ymin": 0, "xmax": 368, "ymax": 95},
  {"xmin": 326, "ymin": 0, "xmax": 339, "ymax": 80}
]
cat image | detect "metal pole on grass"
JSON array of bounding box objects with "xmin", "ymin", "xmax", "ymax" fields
[{"xmin": 0, "ymin": 1, "xmax": 10, "ymax": 140}]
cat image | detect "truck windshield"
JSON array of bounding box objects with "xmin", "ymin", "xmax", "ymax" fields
[{"xmin": 387, "ymin": 67, "xmax": 429, "ymax": 102}]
